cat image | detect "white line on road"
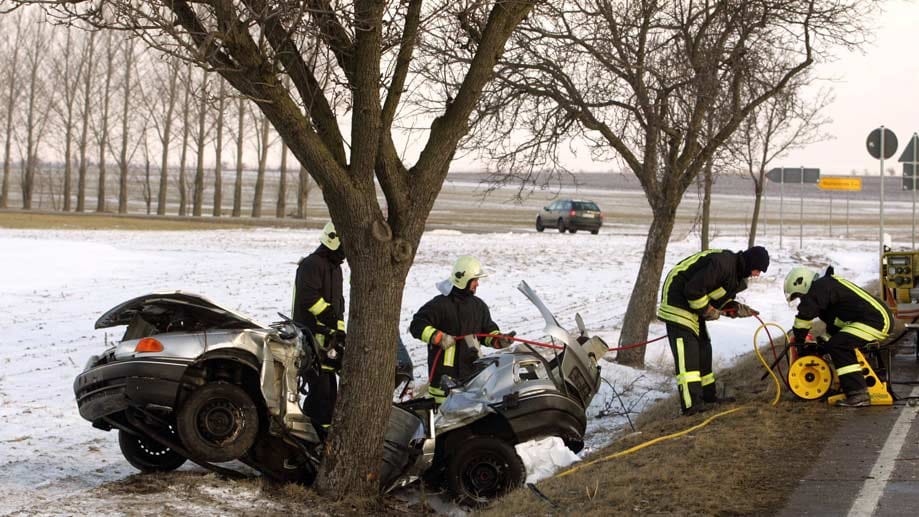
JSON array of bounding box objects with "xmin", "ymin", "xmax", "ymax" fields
[{"xmin": 847, "ymin": 386, "xmax": 919, "ymax": 517}]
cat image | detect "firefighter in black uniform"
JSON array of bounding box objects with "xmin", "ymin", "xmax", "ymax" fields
[
  {"xmin": 784, "ymin": 266, "xmax": 892, "ymax": 407},
  {"xmin": 292, "ymin": 221, "xmax": 345, "ymax": 431},
  {"xmin": 410, "ymin": 255, "xmax": 511, "ymax": 403},
  {"xmin": 657, "ymin": 246, "xmax": 769, "ymax": 415}
]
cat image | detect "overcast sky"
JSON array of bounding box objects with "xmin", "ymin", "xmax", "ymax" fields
[
  {"xmin": 782, "ymin": 0, "xmax": 919, "ymax": 177},
  {"xmin": 454, "ymin": 1, "xmax": 919, "ymax": 177}
]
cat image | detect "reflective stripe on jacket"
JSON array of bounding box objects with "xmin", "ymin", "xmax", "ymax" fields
[
  {"xmin": 793, "ymin": 274, "xmax": 892, "ymax": 342},
  {"xmin": 657, "ymin": 249, "xmax": 748, "ymax": 335}
]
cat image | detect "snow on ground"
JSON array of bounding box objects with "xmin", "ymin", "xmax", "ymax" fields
[{"xmin": 0, "ymin": 225, "xmax": 887, "ymax": 513}]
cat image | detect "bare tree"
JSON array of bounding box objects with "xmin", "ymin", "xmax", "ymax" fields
[
  {"xmin": 231, "ymin": 95, "xmax": 245, "ymax": 218},
  {"xmin": 116, "ymin": 35, "xmax": 139, "ymax": 214},
  {"xmin": 94, "ymin": 30, "xmax": 116, "ymax": 213},
  {"xmin": 250, "ymin": 105, "xmax": 273, "ymax": 218},
  {"xmin": 177, "ymin": 62, "xmax": 192, "ymax": 216},
  {"xmin": 49, "ymin": 26, "xmax": 86, "ymax": 212},
  {"xmin": 727, "ymin": 82, "xmax": 832, "ymax": 248},
  {"xmin": 19, "ymin": 13, "xmax": 54, "ymax": 209},
  {"xmin": 153, "ymin": 57, "xmax": 181, "ymax": 215},
  {"xmin": 276, "ymin": 143, "xmax": 288, "ymax": 218},
  {"xmin": 212, "ymin": 79, "xmax": 226, "ymax": 217},
  {"xmin": 75, "ymin": 29, "xmax": 97, "ymax": 213},
  {"xmin": 297, "ymin": 163, "xmax": 312, "ymax": 219},
  {"xmin": 0, "ymin": 10, "xmax": 24, "ymax": 209},
  {"xmin": 192, "ymin": 69, "xmax": 211, "ymax": 217},
  {"xmin": 33, "ymin": 0, "xmax": 536, "ymax": 496},
  {"xmin": 462, "ymin": 0, "xmax": 875, "ymax": 366}
]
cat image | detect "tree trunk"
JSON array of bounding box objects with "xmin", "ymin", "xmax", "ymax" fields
[
  {"xmin": 616, "ymin": 205, "xmax": 678, "ymax": 366},
  {"xmin": 314, "ymin": 202, "xmax": 413, "ymax": 496},
  {"xmin": 156, "ymin": 62, "xmax": 180, "ymax": 215},
  {"xmin": 251, "ymin": 114, "xmax": 269, "ymax": 218},
  {"xmin": 212, "ymin": 81, "xmax": 225, "ymax": 217},
  {"xmin": 0, "ymin": 22, "xmax": 22, "ymax": 210},
  {"xmin": 178, "ymin": 64, "xmax": 192, "ymax": 217},
  {"xmin": 118, "ymin": 39, "xmax": 134, "ymax": 214},
  {"xmin": 232, "ymin": 97, "xmax": 244, "ymax": 218},
  {"xmin": 700, "ymin": 158, "xmax": 713, "ymax": 250},
  {"xmin": 193, "ymin": 71, "xmax": 208, "ymax": 217},
  {"xmin": 297, "ymin": 164, "xmax": 309, "ymax": 219},
  {"xmin": 77, "ymin": 31, "xmax": 97, "ymax": 213},
  {"xmin": 144, "ymin": 158, "xmax": 152, "ymax": 214},
  {"xmin": 276, "ymin": 144, "xmax": 287, "ymax": 218},
  {"xmin": 96, "ymin": 34, "xmax": 115, "ymax": 214}
]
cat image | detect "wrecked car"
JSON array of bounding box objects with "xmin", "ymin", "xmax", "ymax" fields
[{"xmin": 73, "ymin": 282, "xmax": 608, "ymax": 505}]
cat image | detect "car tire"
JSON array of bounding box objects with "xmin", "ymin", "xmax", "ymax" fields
[
  {"xmin": 176, "ymin": 382, "xmax": 259, "ymax": 463},
  {"xmin": 118, "ymin": 428, "xmax": 187, "ymax": 473},
  {"xmin": 557, "ymin": 219, "xmax": 565, "ymax": 233},
  {"xmin": 445, "ymin": 436, "xmax": 526, "ymax": 507},
  {"xmin": 591, "ymin": 229, "xmax": 599, "ymax": 235},
  {"xmin": 535, "ymin": 217, "xmax": 544, "ymax": 232},
  {"xmin": 569, "ymin": 228, "xmax": 578, "ymax": 234}
]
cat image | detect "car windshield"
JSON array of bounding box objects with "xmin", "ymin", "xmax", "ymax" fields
[{"xmin": 573, "ymin": 201, "xmax": 600, "ymax": 212}]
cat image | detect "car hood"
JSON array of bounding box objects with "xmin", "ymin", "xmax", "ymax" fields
[{"xmin": 95, "ymin": 291, "xmax": 266, "ymax": 330}]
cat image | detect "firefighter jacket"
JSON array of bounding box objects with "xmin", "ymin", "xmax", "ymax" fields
[
  {"xmin": 410, "ymin": 286, "xmax": 501, "ymax": 399},
  {"xmin": 792, "ymin": 270, "xmax": 892, "ymax": 344},
  {"xmin": 657, "ymin": 249, "xmax": 749, "ymax": 336},
  {"xmin": 292, "ymin": 244, "xmax": 345, "ymax": 335}
]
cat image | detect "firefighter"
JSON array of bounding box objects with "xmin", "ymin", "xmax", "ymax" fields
[
  {"xmin": 410, "ymin": 255, "xmax": 512, "ymax": 403},
  {"xmin": 784, "ymin": 266, "xmax": 892, "ymax": 407},
  {"xmin": 657, "ymin": 246, "xmax": 769, "ymax": 415},
  {"xmin": 292, "ymin": 221, "xmax": 346, "ymax": 432}
]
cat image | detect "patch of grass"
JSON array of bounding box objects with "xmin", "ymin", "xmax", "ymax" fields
[{"xmin": 481, "ymin": 348, "xmax": 836, "ymax": 516}]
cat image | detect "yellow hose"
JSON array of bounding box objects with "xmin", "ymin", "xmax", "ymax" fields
[
  {"xmin": 552, "ymin": 321, "xmax": 789, "ymax": 479},
  {"xmin": 752, "ymin": 321, "xmax": 788, "ymax": 407},
  {"xmin": 555, "ymin": 406, "xmax": 746, "ymax": 478}
]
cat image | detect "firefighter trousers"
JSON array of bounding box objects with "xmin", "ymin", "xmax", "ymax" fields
[{"xmin": 666, "ymin": 322, "xmax": 717, "ymax": 411}]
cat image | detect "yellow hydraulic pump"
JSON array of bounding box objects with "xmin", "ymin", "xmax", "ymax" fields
[{"xmin": 786, "ymin": 345, "xmax": 893, "ymax": 406}]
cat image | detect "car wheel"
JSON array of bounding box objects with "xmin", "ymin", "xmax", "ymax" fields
[
  {"xmin": 591, "ymin": 229, "xmax": 599, "ymax": 235},
  {"xmin": 535, "ymin": 217, "xmax": 544, "ymax": 232},
  {"xmin": 176, "ymin": 382, "xmax": 259, "ymax": 463},
  {"xmin": 118, "ymin": 428, "xmax": 187, "ymax": 472},
  {"xmin": 569, "ymin": 228, "xmax": 578, "ymax": 234},
  {"xmin": 557, "ymin": 218, "xmax": 565, "ymax": 233},
  {"xmin": 445, "ymin": 436, "xmax": 526, "ymax": 507}
]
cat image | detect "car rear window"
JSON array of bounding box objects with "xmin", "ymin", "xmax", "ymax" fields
[{"xmin": 573, "ymin": 201, "xmax": 600, "ymax": 211}]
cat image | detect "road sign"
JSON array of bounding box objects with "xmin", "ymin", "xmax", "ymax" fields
[
  {"xmin": 817, "ymin": 176, "xmax": 862, "ymax": 191},
  {"xmin": 898, "ymin": 134, "xmax": 919, "ymax": 163},
  {"xmin": 765, "ymin": 167, "xmax": 820, "ymax": 183},
  {"xmin": 867, "ymin": 127, "xmax": 898, "ymax": 159}
]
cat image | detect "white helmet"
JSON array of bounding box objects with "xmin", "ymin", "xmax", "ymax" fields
[
  {"xmin": 784, "ymin": 266, "xmax": 818, "ymax": 301},
  {"xmin": 320, "ymin": 221, "xmax": 340, "ymax": 251},
  {"xmin": 450, "ymin": 255, "xmax": 488, "ymax": 289}
]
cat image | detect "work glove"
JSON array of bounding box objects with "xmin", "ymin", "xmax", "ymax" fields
[
  {"xmin": 789, "ymin": 327, "xmax": 809, "ymax": 344},
  {"xmin": 702, "ymin": 305, "xmax": 721, "ymax": 321},
  {"xmin": 432, "ymin": 330, "xmax": 456, "ymax": 350},
  {"xmin": 721, "ymin": 301, "xmax": 759, "ymax": 318},
  {"xmin": 491, "ymin": 331, "xmax": 516, "ymax": 349}
]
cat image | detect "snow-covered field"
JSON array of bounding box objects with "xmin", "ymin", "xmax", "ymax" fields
[{"xmin": 0, "ymin": 225, "xmax": 885, "ymax": 514}]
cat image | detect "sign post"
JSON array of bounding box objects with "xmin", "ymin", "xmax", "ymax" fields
[
  {"xmin": 867, "ymin": 126, "xmax": 898, "ymax": 256},
  {"xmin": 898, "ymin": 133, "xmax": 919, "ymax": 248},
  {"xmin": 766, "ymin": 167, "xmax": 820, "ymax": 248},
  {"xmin": 818, "ymin": 177, "xmax": 863, "ymax": 239}
]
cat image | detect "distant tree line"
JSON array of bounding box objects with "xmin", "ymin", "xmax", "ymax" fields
[{"xmin": 0, "ymin": 7, "xmax": 315, "ymax": 219}]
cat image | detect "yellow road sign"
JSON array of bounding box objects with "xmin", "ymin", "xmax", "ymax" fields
[{"xmin": 817, "ymin": 177, "xmax": 862, "ymax": 191}]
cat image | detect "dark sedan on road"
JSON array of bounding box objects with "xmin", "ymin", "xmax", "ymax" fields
[{"xmin": 536, "ymin": 199, "xmax": 603, "ymax": 234}]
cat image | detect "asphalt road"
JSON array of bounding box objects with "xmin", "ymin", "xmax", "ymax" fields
[{"xmin": 777, "ymin": 333, "xmax": 919, "ymax": 517}]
